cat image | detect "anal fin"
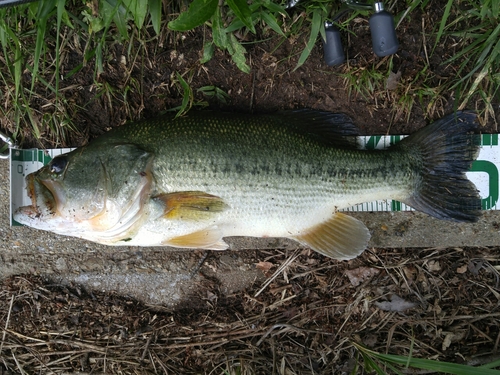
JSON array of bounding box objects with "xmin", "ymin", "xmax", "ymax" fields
[
  {"xmin": 292, "ymin": 212, "xmax": 370, "ymax": 260},
  {"xmin": 163, "ymin": 226, "xmax": 229, "ymax": 250}
]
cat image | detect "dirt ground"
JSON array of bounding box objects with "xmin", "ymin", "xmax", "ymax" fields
[
  {"xmin": 1, "ymin": 0, "xmax": 500, "ymax": 374},
  {"xmin": 1, "ymin": 246, "xmax": 500, "ymax": 374}
]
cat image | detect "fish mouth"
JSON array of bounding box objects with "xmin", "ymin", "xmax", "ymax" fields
[{"xmin": 14, "ymin": 173, "xmax": 61, "ymax": 225}]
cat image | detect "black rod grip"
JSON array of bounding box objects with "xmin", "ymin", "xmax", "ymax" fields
[
  {"xmin": 369, "ymin": 10, "xmax": 399, "ymax": 57},
  {"xmin": 323, "ymin": 24, "xmax": 345, "ymax": 66},
  {"xmin": 0, "ymin": 0, "xmax": 37, "ymax": 7}
]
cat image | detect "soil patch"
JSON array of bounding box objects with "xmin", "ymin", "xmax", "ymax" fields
[{"xmin": 1, "ymin": 247, "xmax": 499, "ymax": 373}]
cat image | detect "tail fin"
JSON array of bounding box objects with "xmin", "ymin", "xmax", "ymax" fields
[{"xmin": 397, "ymin": 111, "xmax": 481, "ymax": 222}]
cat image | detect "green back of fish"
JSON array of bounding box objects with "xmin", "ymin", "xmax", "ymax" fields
[{"xmin": 92, "ymin": 110, "xmax": 409, "ymax": 200}]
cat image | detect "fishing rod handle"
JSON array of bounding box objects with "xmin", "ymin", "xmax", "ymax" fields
[{"xmin": 369, "ymin": 2, "xmax": 399, "ymax": 57}]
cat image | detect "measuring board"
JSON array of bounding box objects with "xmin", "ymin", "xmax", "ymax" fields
[{"xmin": 10, "ymin": 135, "xmax": 500, "ymax": 226}]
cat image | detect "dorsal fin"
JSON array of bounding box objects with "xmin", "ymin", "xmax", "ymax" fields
[{"xmin": 276, "ymin": 109, "xmax": 359, "ymax": 148}]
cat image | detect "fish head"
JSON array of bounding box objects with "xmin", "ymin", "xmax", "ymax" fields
[{"xmin": 14, "ymin": 144, "xmax": 154, "ymax": 241}]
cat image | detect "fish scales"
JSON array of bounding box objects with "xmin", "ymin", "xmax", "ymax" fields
[
  {"xmin": 113, "ymin": 112, "xmax": 412, "ymax": 201},
  {"xmin": 14, "ymin": 110, "xmax": 481, "ymax": 260},
  {"xmin": 122, "ymin": 114, "xmax": 409, "ymax": 233}
]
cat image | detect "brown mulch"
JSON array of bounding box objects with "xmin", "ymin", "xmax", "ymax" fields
[{"xmin": 1, "ymin": 246, "xmax": 499, "ymax": 374}]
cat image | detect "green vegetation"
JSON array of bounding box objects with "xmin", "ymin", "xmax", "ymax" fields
[
  {"xmin": 0, "ymin": 0, "xmax": 497, "ymax": 139},
  {"xmin": 354, "ymin": 342, "xmax": 500, "ymax": 375},
  {"xmin": 437, "ymin": 0, "xmax": 500, "ymax": 123},
  {"xmin": 169, "ymin": 0, "xmax": 287, "ymax": 73}
]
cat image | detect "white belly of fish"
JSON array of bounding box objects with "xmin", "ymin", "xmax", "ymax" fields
[{"xmin": 121, "ymin": 181, "xmax": 404, "ymax": 250}]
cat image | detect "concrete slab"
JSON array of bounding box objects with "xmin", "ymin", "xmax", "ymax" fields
[{"xmin": 1, "ymin": 159, "xmax": 498, "ymax": 307}]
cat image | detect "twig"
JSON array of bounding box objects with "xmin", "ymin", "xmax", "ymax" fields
[
  {"xmin": 49, "ymin": 339, "xmax": 109, "ymax": 353},
  {"xmin": 255, "ymin": 249, "xmax": 300, "ymax": 297},
  {"xmin": 140, "ymin": 334, "xmax": 153, "ymax": 362},
  {"xmin": 0, "ymin": 294, "xmax": 14, "ymax": 354},
  {"xmin": 12, "ymin": 352, "xmax": 28, "ymax": 375}
]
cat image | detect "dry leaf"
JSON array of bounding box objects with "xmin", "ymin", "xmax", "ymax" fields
[
  {"xmin": 362, "ymin": 334, "xmax": 378, "ymax": 348},
  {"xmin": 456, "ymin": 264, "xmax": 468, "ymax": 274},
  {"xmin": 206, "ymin": 291, "xmax": 217, "ymax": 302},
  {"xmin": 442, "ymin": 330, "xmax": 466, "ymax": 351},
  {"xmin": 255, "ymin": 261, "xmax": 274, "ymax": 273},
  {"xmin": 205, "ymin": 262, "xmax": 218, "ymax": 273},
  {"xmin": 403, "ymin": 266, "xmax": 417, "ymax": 281},
  {"xmin": 426, "ymin": 260, "xmax": 441, "ymax": 272},
  {"xmin": 345, "ymin": 267, "xmax": 380, "ymax": 287},
  {"xmin": 375, "ymin": 295, "xmax": 416, "ymax": 312},
  {"xmin": 386, "ymin": 70, "xmax": 402, "ymax": 90}
]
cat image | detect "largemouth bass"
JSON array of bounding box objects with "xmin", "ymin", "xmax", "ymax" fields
[{"xmin": 14, "ymin": 110, "xmax": 481, "ymax": 260}]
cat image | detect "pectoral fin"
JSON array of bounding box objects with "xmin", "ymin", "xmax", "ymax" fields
[
  {"xmin": 163, "ymin": 226, "xmax": 229, "ymax": 250},
  {"xmin": 292, "ymin": 212, "xmax": 370, "ymax": 260},
  {"xmin": 154, "ymin": 191, "xmax": 228, "ymax": 221}
]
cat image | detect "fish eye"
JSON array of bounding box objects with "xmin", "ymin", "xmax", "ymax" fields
[{"xmin": 49, "ymin": 155, "xmax": 68, "ymax": 174}]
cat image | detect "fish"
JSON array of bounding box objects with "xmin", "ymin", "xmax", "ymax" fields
[{"xmin": 14, "ymin": 110, "xmax": 481, "ymax": 260}]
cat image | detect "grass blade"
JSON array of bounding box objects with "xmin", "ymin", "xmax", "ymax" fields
[
  {"xmin": 55, "ymin": 0, "xmax": 65, "ymax": 101},
  {"xmin": 226, "ymin": 0, "xmax": 255, "ymax": 33},
  {"xmin": 260, "ymin": 10, "xmax": 285, "ymax": 37},
  {"xmin": 432, "ymin": 0, "xmax": 453, "ymax": 53},
  {"xmin": 0, "ymin": 22, "xmax": 21, "ymax": 98},
  {"xmin": 354, "ymin": 343, "xmax": 500, "ymax": 375},
  {"xmin": 295, "ymin": 7, "xmax": 322, "ymax": 71}
]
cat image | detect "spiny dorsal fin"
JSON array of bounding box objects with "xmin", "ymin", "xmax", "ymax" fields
[
  {"xmin": 154, "ymin": 191, "xmax": 228, "ymax": 221},
  {"xmin": 163, "ymin": 226, "xmax": 229, "ymax": 250},
  {"xmin": 276, "ymin": 109, "xmax": 359, "ymax": 148},
  {"xmin": 292, "ymin": 212, "xmax": 370, "ymax": 260}
]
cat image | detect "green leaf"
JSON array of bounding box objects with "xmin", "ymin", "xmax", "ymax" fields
[
  {"xmin": 379, "ymin": 352, "xmax": 500, "ymax": 374},
  {"xmin": 104, "ymin": 0, "xmax": 129, "ymax": 40},
  {"xmin": 226, "ymin": 18, "xmax": 245, "ymax": 33},
  {"xmin": 200, "ymin": 42, "xmax": 214, "ymax": 64},
  {"xmin": 112, "ymin": 11, "xmax": 129, "ymax": 40},
  {"xmin": 168, "ymin": 0, "xmax": 217, "ymax": 31},
  {"xmin": 123, "ymin": 0, "xmax": 148, "ymax": 29},
  {"xmin": 175, "ymin": 72, "xmax": 193, "ymax": 117},
  {"xmin": 197, "ymin": 86, "xmax": 229, "ymax": 104},
  {"xmin": 263, "ymin": 1, "xmax": 286, "ymax": 15},
  {"xmin": 61, "ymin": 8, "xmax": 73, "ymax": 28},
  {"xmin": 228, "ymin": 33, "xmax": 250, "ymax": 73},
  {"xmin": 101, "ymin": 0, "xmax": 116, "ymax": 27},
  {"xmin": 226, "ymin": 0, "xmax": 255, "ymax": 33},
  {"xmin": 149, "ymin": 0, "xmax": 162, "ymax": 35},
  {"xmin": 211, "ymin": 7, "xmax": 228, "ymax": 49},
  {"xmin": 95, "ymin": 41, "xmax": 104, "ymax": 75},
  {"xmin": 295, "ymin": 8, "xmax": 322, "ymax": 71}
]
